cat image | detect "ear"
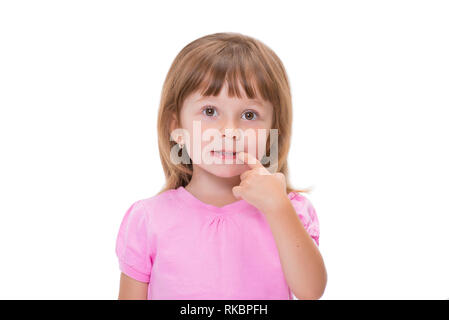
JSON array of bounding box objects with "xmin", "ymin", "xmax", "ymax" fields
[{"xmin": 169, "ymin": 113, "xmax": 181, "ymax": 143}]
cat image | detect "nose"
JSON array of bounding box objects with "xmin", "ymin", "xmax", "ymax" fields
[{"xmin": 220, "ymin": 126, "xmax": 241, "ymax": 140}]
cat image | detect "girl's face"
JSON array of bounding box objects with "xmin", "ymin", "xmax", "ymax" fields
[{"xmin": 171, "ymin": 81, "xmax": 274, "ymax": 178}]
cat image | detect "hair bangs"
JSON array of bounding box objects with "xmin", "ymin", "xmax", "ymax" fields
[{"xmin": 193, "ymin": 46, "xmax": 276, "ymax": 104}]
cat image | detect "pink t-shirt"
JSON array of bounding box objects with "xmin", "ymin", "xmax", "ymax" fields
[{"xmin": 115, "ymin": 186, "xmax": 320, "ymax": 300}]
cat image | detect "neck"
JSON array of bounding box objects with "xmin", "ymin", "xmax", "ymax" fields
[{"xmin": 185, "ymin": 165, "xmax": 241, "ymax": 203}]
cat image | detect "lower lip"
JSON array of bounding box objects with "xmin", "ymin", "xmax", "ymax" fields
[{"xmin": 211, "ymin": 151, "xmax": 237, "ymax": 160}]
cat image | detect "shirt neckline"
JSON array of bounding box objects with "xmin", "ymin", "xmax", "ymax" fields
[
  {"xmin": 175, "ymin": 186, "xmax": 253, "ymax": 214},
  {"xmin": 173, "ymin": 185, "xmax": 299, "ymax": 215}
]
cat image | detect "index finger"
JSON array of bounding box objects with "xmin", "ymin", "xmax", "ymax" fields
[{"xmin": 237, "ymin": 151, "xmax": 263, "ymax": 169}]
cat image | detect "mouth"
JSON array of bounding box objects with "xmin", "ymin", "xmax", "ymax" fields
[{"xmin": 211, "ymin": 150, "xmax": 238, "ymax": 160}]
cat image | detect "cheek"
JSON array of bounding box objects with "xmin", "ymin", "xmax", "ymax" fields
[
  {"xmin": 241, "ymin": 127, "xmax": 271, "ymax": 158},
  {"xmin": 182, "ymin": 126, "xmax": 219, "ymax": 160}
]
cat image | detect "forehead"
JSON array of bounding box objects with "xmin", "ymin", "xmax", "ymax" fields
[{"xmin": 187, "ymin": 83, "xmax": 268, "ymax": 108}]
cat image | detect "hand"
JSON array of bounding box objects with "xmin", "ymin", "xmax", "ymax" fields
[{"xmin": 232, "ymin": 151, "xmax": 289, "ymax": 214}]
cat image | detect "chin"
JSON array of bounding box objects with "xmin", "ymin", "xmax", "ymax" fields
[{"xmin": 202, "ymin": 165, "xmax": 245, "ymax": 178}]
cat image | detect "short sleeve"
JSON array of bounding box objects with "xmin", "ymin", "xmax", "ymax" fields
[
  {"xmin": 115, "ymin": 200, "xmax": 152, "ymax": 282},
  {"xmin": 288, "ymin": 192, "xmax": 320, "ymax": 247}
]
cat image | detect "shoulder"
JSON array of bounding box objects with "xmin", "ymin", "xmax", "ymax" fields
[
  {"xmin": 117, "ymin": 189, "xmax": 176, "ymax": 236},
  {"xmin": 288, "ymin": 191, "xmax": 313, "ymax": 211},
  {"xmin": 127, "ymin": 188, "xmax": 179, "ymax": 228},
  {"xmin": 287, "ymin": 191, "xmax": 320, "ymax": 227},
  {"xmin": 120, "ymin": 188, "xmax": 174, "ymax": 220},
  {"xmin": 287, "ymin": 191, "xmax": 320, "ymax": 246},
  {"xmin": 139, "ymin": 188, "xmax": 176, "ymax": 215}
]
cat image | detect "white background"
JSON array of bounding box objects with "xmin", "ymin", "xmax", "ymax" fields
[{"xmin": 0, "ymin": 0, "xmax": 448, "ymax": 299}]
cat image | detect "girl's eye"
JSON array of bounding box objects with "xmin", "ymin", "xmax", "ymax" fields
[
  {"xmin": 241, "ymin": 110, "xmax": 258, "ymax": 121},
  {"xmin": 202, "ymin": 106, "xmax": 218, "ymax": 117},
  {"xmin": 202, "ymin": 106, "xmax": 258, "ymax": 120}
]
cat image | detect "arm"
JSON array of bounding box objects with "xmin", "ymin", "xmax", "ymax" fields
[
  {"xmin": 263, "ymin": 197, "xmax": 327, "ymax": 300},
  {"xmin": 232, "ymin": 152, "xmax": 327, "ymax": 299},
  {"xmin": 118, "ymin": 272, "xmax": 149, "ymax": 300}
]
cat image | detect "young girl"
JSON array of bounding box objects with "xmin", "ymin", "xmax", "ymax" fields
[{"xmin": 115, "ymin": 32, "xmax": 327, "ymax": 300}]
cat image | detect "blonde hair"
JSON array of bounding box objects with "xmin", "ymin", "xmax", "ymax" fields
[{"xmin": 156, "ymin": 32, "xmax": 312, "ymax": 196}]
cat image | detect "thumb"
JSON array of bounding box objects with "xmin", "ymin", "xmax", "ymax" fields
[{"xmin": 232, "ymin": 185, "xmax": 244, "ymax": 200}]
